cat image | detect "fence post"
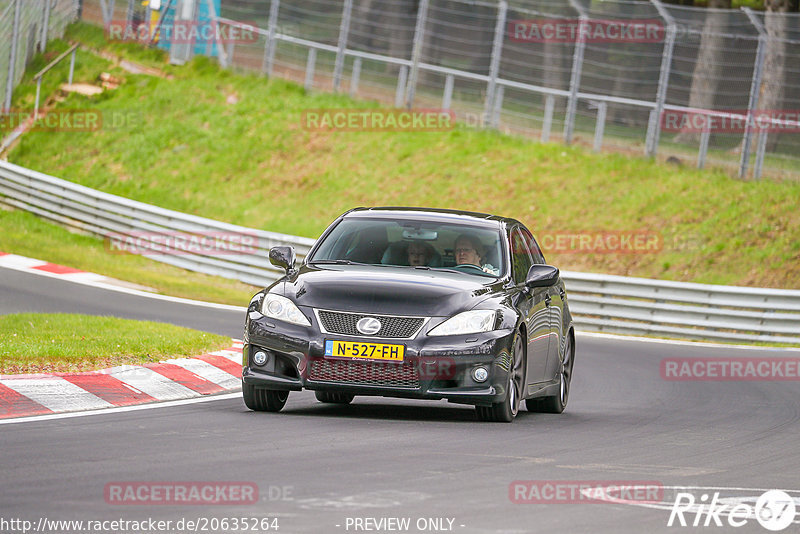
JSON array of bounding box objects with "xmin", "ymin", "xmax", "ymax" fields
[
  {"xmin": 593, "ymin": 101, "xmax": 607, "ymax": 152},
  {"xmin": 442, "ymin": 73, "xmax": 454, "ymax": 110},
  {"xmin": 740, "ymin": 8, "xmax": 767, "ymax": 180},
  {"xmin": 125, "ymin": 0, "xmax": 135, "ymax": 38},
  {"xmin": 261, "ymin": 0, "xmax": 279, "ymax": 76},
  {"xmin": 646, "ymin": 0, "xmax": 676, "ymax": 157},
  {"xmin": 490, "ymin": 85, "xmax": 504, "ymax": 129},
  {"xmin": 563, "ymin": 0, "xmax": 587, "ymax": 144},
  {"xmin": 396, "ymin": 65, "xmax": 408, "ymax": 108},
  {"xmin": 753, "ymin": 130, "xmax": 767, "ymax": 180},
  {"xmin": 350, "ymin": 57, "xmax": 361, "ymax": 97},
  {"xmin": 4, "ymin": 0, "xmax": 21, "ymax": 111},
  {"xmin": 304, "ymin": 48, "xmax": 316, "ymax": 91},
  {"xmin": 405, "ymin": 0, "xmax": 429, "ymax": 108},
  {"xmin": 40, "ymin": 0, "xmax": 52, "ymax": 52},
  {"xmin": 697, "ymin": 129, "xmax": 710, "ymax": 169},
  {"xmin": 541, "ymin": 94, "xmax": 554, "ymax": 142},
  {"xmin": 332, "ymin": 0, "xmax": 353, "ymax": 92},
  {"xmin": 484, "ymin": 0, "xmax": 507, "ymax": 127},
  {"xmin": 205, "ymin": 0, "xmax": 227, "ymax": 68},
  {"xmin": 69, "ymin": 47, "xmax": 77, "ymax": 84}
]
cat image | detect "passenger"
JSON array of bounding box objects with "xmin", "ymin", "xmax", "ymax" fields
[{"xmin": 407, "ymin": 241, "xmax": 433, "ymax": 267}]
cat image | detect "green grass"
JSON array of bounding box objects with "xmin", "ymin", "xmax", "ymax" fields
[
  {"xmin": 0, "ymin": 313, "xmax": 231, "ymax": 374},
  {"xmin": 4, "ymin": 22, "xmax": 800, "ymax": 290},
  {"xmin": 0, "ymin": 209, "xmax": 259, "ymax": 306}
]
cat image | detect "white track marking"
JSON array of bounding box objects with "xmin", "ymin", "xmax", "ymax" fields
[
  {"xmin": 209, "ymin": 349, "xmax": 245, "ymax": 363},
  {"xmin": 108, "ymin": 366, "xmax": 199, "ymax": 400},
  {"xmin": 0, "ymin": 393, "xmax": 242, "ymax": 425},
  {"xmin": 0, "ymin": 377, "xmax": 112, "ymax": 412},
  {"xmin": 164, "ymin": 358, "xmax": 240, "ymax": 389},
  {"xmin": 0, "ymin": 254, "xmax": 47, "ymax": 269}
]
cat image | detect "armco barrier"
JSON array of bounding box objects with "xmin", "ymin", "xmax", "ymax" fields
[{"xmin": 1, "ymin": 160, "xmax": 799, "ymax": 345}]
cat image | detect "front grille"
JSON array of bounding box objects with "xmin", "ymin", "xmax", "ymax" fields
[
  {"xmin": 308, "ymin": 359, "xmax": 420, "ymax": 388},
  {"xmin": 317, "ymin": 310, "xmax": 425, "ymax": 338}
]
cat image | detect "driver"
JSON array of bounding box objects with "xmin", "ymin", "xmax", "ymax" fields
[{"xmin": 454, "ymin": 234, "xmax": 498, "ymax": 274}]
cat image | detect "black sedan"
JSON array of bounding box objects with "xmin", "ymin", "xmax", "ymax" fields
[{"xmin": 242, "ymin": 207, "xmax": 574, "ymax": 422}]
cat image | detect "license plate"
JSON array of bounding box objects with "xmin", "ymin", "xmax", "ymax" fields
[{"xmin": 324, "ymin": 340, "xmax": 404, "ymax": 362}]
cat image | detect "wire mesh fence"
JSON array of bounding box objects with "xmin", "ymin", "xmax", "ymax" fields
[
  {"xmin": 16, "ymin": 0, "xmax": 800, "ymax": 180},
  {"xmin": 1, "ymin": 0, "xmax": 80, "ymax": 111}
]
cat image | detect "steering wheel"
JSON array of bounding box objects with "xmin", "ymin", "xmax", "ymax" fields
[{"xmin": 453, "ymin": 263, "xmax": 485, "ymax": 273}]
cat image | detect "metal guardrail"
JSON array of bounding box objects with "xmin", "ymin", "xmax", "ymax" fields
[{"xmin": 1, "ymin": 160, "xmax": 799, "ymax": 345}]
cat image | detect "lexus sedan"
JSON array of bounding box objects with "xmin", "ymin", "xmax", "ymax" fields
[{"xmin": 242, "ymin": 207, "xmax": 574, "ymax": 422}]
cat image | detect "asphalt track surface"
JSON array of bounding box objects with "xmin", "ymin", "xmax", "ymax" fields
[{"xmin": 2, "ymin": 266, "xmax": 800, "ymax": 534}]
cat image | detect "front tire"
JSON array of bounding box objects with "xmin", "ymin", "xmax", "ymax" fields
[
  {"xmin": 527, "ymin": 332, "xmax": 574, "ymax": 414},
  {"xmin": 315, "ymin": 391, "xmax": 355, "ymax": 404},
  {"xmin": 476, "ymin": 334, "xmax": 524, "ymax": 423},
  {"xmin": 242, "ymin": 381, "xmax": 289, "ymax": 412}
]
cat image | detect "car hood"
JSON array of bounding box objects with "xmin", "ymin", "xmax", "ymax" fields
[{"xmin": 275, "ymin": 264, "xmax": 503, "ymax": 317}]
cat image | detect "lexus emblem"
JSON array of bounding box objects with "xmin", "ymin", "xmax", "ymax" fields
[{"xmin": 356, "ymin": 317, "xmax": 382, "ymax": 335}]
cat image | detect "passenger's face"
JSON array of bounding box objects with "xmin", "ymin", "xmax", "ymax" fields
[
  {"xmin": 455, "ymin": 238, "xmax": 481, "ymax": 266},
  {"xmin": 408, "ymin": 242, "xmax": 428, "ymax": 266}
]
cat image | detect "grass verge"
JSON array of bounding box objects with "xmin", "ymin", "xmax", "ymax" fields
[
  {"xmin": 3, "ymin": 22, "xmax": 800, "ymax": 289},
  {"xmin": 0, "ymin": 313, "xmax": 231, "ymax": 374}
]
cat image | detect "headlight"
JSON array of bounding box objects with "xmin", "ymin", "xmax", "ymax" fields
[
  {"xmin": 428, "ymin": 310, "xmax": 496, "ymax": 336},
  {"xmin": 260, "ymin": 294, "xmax": 311, "ymax": 327}
]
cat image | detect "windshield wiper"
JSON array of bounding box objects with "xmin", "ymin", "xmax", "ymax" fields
[{"xmin": 308, "ymin": 259, "xmax": 371, "ymax": 266}]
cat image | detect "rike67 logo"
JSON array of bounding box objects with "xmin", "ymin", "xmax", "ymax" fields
[{"xmin": 667, "ymin": 489, "xmax": 798, "ymax": 531}]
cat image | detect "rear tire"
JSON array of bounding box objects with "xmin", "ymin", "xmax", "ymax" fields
[
  {"xmin": 476, "ymin": 334, "xmax": 524, "ymax": 423},
  {"xmin": 314, "ymin": 391, "xmax": 355, "ymax": 404},
  {"xmin": 242, "ymin": 381, "xmax": 289, "ymax": 412}
]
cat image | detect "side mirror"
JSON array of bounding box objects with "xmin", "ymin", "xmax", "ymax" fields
[
  {"xmin": 525, "ymin": 264, "xmax": 559, "ymax": 288},
  {"xmin": 269, "ymin": 246, "xmax": 296, "ymax": 274}
]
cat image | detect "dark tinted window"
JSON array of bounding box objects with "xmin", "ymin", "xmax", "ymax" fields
[
  {"xmin": 510, "ymin": 228, "xmax": 534, "ymax": 285},
  {"xmin": 520, "ymin": 227, "xmax": 546, "ymax": 264}
]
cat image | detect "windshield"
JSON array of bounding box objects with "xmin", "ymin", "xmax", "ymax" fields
[{"xmin": 309, "ymin": 217, "xmax": 506, "ymax": 278}]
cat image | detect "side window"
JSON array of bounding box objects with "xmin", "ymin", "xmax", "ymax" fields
[
  {"xmin": 510, "ymin": 228, "xmax": 534, "ymax": 285},
  {"xmin": 520, "ymin": 227, "xmax": 546, "ymax": 264}
]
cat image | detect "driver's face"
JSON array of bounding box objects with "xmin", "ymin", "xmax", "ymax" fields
[{"xmin": 454, "ymin": 238, "xmax": 481, "ymax": 266}]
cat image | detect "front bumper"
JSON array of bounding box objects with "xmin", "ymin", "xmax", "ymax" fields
[{"xmin": 242, "ymin": 312, "xmax": 516, "ymax": 406}]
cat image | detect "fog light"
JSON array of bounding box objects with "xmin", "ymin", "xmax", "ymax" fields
[
  {"xmin": 253, "ymin": 351, "xmax": 269, "ymax": 366},
  {"xmin": 472, "ymin": 366, "xmax": 488, "ymax": 383}
]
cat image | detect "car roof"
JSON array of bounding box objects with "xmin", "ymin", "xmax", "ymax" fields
[{"xmin": 344, "ymin": 207, "xmax": 521, "ymax": 229}]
